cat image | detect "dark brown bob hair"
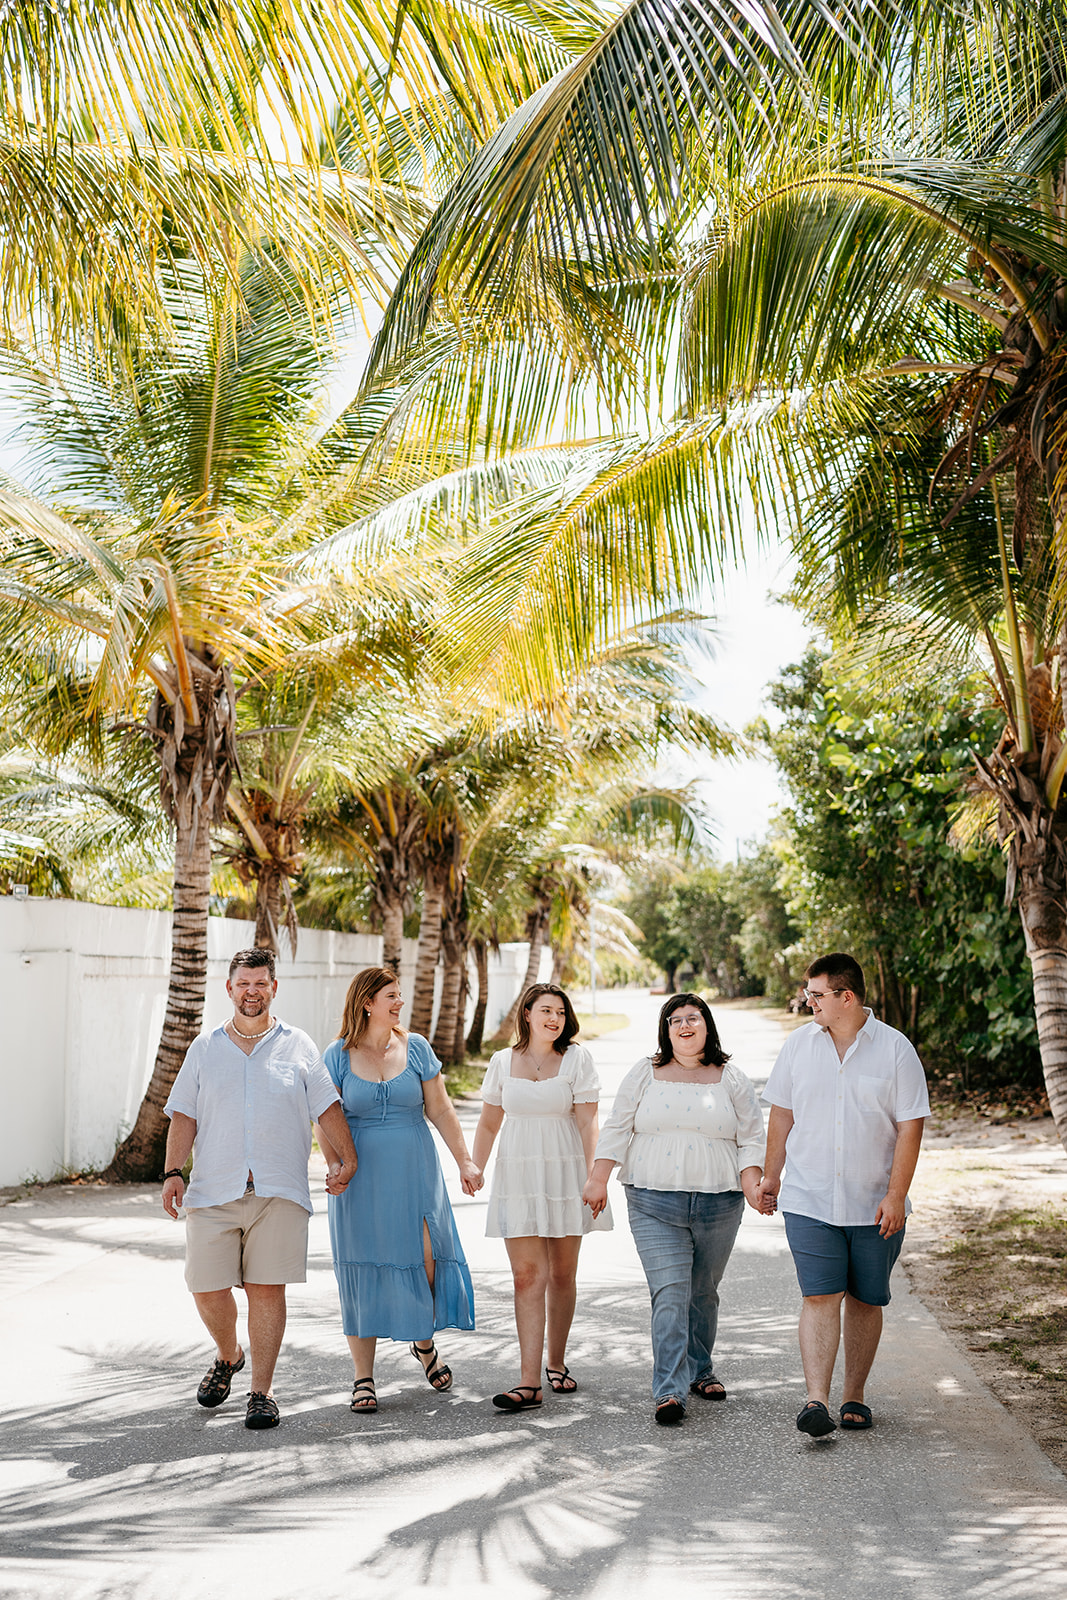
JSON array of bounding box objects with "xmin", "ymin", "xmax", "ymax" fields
[
  {"xmin": 653, "ymin": 993, "xmax": 730, "ymax": 1068},
  {"xmin": 338, "ymin": 966, "xmax": 406, "ymax": 1049},
  {"xmin": 513, "ymin": 983, "xmax": 580, "ymax": 1056}
]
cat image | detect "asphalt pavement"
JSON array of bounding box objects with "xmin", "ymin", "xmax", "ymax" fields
[{"xmin": 1, "ymin": 991, "xmax": 1065, "ymax": 1600}]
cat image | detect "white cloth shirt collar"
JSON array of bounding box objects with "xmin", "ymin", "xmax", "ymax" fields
[{"xmin": 762, "ymin": 1012, "xmax": 930, "ymax": 1227}]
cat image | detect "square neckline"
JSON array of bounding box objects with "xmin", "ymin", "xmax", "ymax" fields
[{"xmin": 505, "ymin": 1043, "xmax": 567, "ymax": 1084}]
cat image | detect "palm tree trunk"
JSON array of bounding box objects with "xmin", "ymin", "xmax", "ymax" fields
[
  {"xmin": 433, "ymin": 943, "xmax": 466, "ymax": 1063},
  {"xmin": 382, "ymin": 897, "xmax": 404, "ymax": 973},
  {"xmin": 409, "ymin": 864, "xmax": 447, "ymax": 1038},
  {"xmin": 255, "ymin": 869, "xmax": 282, "ymax": 953},
  {"xmin": 493, "ymin": 903, "xmax": 550, "ymax": 1043},
  {"xmin": 466, "ymin": 937, "xmax": 489, "ymax": 1054},
  {"xmin": 105, "ymin": 806, "xmax": 212, "ymax": 1179},
  {"xmin": 975, "ymin": 748, "xmax": 1067, "ymax": 1151},
  {"xmin": 451, "ymin": 957, "xmax": 469, "ymax": 1064}
]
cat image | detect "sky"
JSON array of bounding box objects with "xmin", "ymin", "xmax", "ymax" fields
[{"xmin": 683, "ymin": 545, "xmax": 814, "ymax": 861}]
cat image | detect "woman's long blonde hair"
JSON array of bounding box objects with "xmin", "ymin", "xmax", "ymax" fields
[{"xmin": 338, "ymin": 966, "xmax": 406, "ymax": 1048}]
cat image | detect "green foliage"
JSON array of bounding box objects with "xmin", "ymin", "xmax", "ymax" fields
[
  {"xmin": 764, "ymin": 650, "xmax": 1041, "ymax": 1091},
  {"xmin": 623, "ymin": 848, "xmax": 797, "ymax": 999}
]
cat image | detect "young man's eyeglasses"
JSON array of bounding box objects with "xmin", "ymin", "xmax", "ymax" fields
[{"xmin": 803, "ymin": 987, "xmax": 849, "ymax": 1002}]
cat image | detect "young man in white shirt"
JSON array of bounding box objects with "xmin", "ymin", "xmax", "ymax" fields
[
  {"xmin": 759, "ymin": 952, "xmax": 929, "ymax": 1436},
  {"xmin": 162, "ymin": 948, "xmax": 358, "ymax": 1429}
]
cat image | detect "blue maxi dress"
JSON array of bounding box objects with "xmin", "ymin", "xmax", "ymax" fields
[{"xmin": 324, "ymin": 1033, "xmax": 475, "ymax": 1340}]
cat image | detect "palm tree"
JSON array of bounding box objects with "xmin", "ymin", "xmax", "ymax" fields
[
  {"xmin": 0, "ymin": 235, "xmax": 417, "ymax": 1178},
  {"xmin": 371, "ymin": 1, "xmax": 1067, "ymax": 1148}
]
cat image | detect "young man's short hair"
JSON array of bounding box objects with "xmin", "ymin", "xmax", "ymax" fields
[
  {"xmin": 805, "ymin": 952, "xmax": 865, "ymax": 1003},
  {"xmin": 228, "ymin": 947, "xmax": 276, "ymax": 981}
]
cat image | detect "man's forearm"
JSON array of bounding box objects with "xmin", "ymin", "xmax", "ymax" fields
[
  {"xmin": 317, "ymin": 1102, "xmax": 357, "ymax": 1168},
  {"xmin": 886, "ymin": 1117, "xmax": 925, "ymax": 1200},
  {"xmin": 164, "ymin": 1112, "xmax": 196, "ymax": 1172},
  {"xmin": 763, "ymin": 1105, "xmax": 794, "ymax": 1182}
]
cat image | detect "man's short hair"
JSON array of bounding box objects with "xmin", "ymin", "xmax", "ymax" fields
[
  {"xmin": 806, "ymin": 952, "xmax": 865, "ymax": 1002},
  {"xmin": 228, "ymin": 947, "xmax": 276, "ymax": 981}
]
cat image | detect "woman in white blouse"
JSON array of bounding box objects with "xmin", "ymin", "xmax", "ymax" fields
[
  {"xmin": 583, "ymin": 993, "xmax": 768, "ymax": 1425},
  {"xmin": 473, "ymin": 983, "xmax": 611, "ymax": 1411}
]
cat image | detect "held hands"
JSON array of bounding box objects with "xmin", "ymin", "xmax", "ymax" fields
[
  {"xmin": 162, "ymin": 1176, "xmax": 184, "ymax": 1219},
  {"xmin": 459, "ymin": 1160, "xmax": 484, "ymax": 1196},
  {"xmin": 326, "ymin": 1159, "xmax": 357, "ymax": 1195},
  {"xmin": 754, "ymin": 1175, "xmax": 780, "ymax": 1216},
  {"xmin": 582, "ymin": 1176, "xmax": 609, "ymax": 1218}
]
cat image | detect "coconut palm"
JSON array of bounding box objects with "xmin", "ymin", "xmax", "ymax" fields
[
  {"xmin": 372, "ymin": 1, "xmax": 1067, "ymax": 1147},
  {"xmin": 0, "ymin": 226, "xmax": 425, "ymax": 1177}
]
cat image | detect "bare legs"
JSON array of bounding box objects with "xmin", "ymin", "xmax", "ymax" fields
[
  {"xmin": 504, "ymin": 1235, "xmax": 582, "ymax": 1392},
  {"xmin": 799, "ymin": 1291, "xmax": 883, "ymax": 1417},
  {"xmin": 192, "ymin": 1282, "xmax": 287, "ymax": 1394},
  {"xmin": 349, "ymin": 1223, "xmax": 445, "ymax": 1405}
]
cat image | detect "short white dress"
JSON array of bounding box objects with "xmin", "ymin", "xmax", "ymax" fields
[{"xmin": 481, "ymin": 1044, "xmax": 614, "ymax": 1238}]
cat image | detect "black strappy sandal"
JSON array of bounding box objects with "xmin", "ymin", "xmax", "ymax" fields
[
  {"xmin": 545, "ymin": 1365, "xmax": 578, "ymax": 1394},
  {"xmin": 492, "ymin": 1385, "xmax": 543, "ymax": 1412},
  {"xmin": 350, "ymin": 1378, "xmax": 377, "ymax": 1413},
  {"xmin": 410, "ymin": 1341, "xmax": 453, "ymax": 1391}
]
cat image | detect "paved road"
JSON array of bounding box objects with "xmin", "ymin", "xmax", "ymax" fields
[{"xmin": 1, "ymin": 993, "xmax": 1065, "ymax": 1600}]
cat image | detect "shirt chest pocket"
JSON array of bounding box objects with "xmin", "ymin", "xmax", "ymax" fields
[
  {"xmin": 265, "ymin": 1066, "xmax": 297, "ymax": 1094},
  {"xmin": 854, "ymin": 1073, "xmax": 893, "ymax": 1111}
]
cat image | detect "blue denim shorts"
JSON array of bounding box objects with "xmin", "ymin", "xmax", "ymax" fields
[{"xmin": 783, "ymin": 1213, "xmax": 904, "ymax": 1306}]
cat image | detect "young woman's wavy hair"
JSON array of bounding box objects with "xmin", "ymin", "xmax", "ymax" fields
[
  {"xmin": 338, "ymin": 966, "xmax": 406, "ymax": 1049},
  {"xmin": 653, "ymin": 993, "xmax": 730, "ymax": 1068},
  {"xmin": 513, "ymin": 983, "xmax": 580, "ymax": 1056}
]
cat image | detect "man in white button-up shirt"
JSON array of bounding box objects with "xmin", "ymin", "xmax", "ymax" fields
[
  {"xmin": 759, "ymin": 952, "xmax": 929, "ymax": 1438},
  {"xmin": 161, "ymin": 948, "xmax": 358, "ymax": 1430}
]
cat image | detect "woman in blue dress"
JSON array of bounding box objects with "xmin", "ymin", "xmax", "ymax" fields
[{"xmin": 316, "ymin": 966, "xmax": 483, "ymax": 1413}]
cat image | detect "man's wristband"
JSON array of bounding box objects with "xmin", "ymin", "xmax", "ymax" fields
[{"xmin": 162, "ymin": 1168, "xmax": 185, "ymax": 1181}]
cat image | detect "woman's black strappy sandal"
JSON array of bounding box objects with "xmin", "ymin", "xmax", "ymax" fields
[{"xmin": 411, "ymin": 1341, "xmax": 453, "ymax": 1391}]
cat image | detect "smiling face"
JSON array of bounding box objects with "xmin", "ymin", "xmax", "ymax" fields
[
  {"xmin": 803, "ymin": 982, "xmax": 853, "ymax": 1029},
  {"xmin": 665, "ymin": 1004, "xmax": 708, "ymax": 1057},
  {"xmin": 365, "ymin": 980, "xmax": 403, "ymax": 1030},
  {"xmin": 227, "ymin": 965, "xmax": 277, "ymax": 1018},
  {"xmin": 525, "ymin": 993, "xmax": 568, "ymax": 1046}
]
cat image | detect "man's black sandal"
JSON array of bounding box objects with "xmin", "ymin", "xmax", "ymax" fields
[
  {"xmin": 410, "ymin": 1341, "xmax": 452, "ymax": 1391},
  {"xmin": 654, "ymin": 1398, "xmax": 686, "ymax": 1425},
  {"xmin": 245, "ymin": 1391, "xmax": 280, "ymax": 1429},
  {"xmin": 492, "ymin": 1385, "xmax": 543, "ymax": 1411},
  {"xmin": 839, "ymin": 1401, "xmax": 873, "ymax": 1430},
  {"xmin": 350, "ymin": 1378, "xmax": 377, "ymax": 1413},
  {"xmin": 196, "ymin": 1350, "xmax": 245, "ymax": 1408},
  {"xmin": 797, "ymin": 1400, "xmax": 837, "ymax": 1437}
]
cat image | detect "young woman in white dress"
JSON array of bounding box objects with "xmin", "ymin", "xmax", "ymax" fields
[{"xmin": 473, "ymin": 983, "xmax": 612, "ymax": 1410}]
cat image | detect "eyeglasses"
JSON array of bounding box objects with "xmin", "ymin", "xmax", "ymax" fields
[
  {"xmin": 667, "ymin": 1013, "xmax": 705, "ymax": 1028},
  {"xmin": 803, "ymin": 987, "xmax": 848, "ymax": 1002}
]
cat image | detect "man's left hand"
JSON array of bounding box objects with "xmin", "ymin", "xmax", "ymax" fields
[
  {"xmin": 326, "ymin": 1159, "xmax": 357, "ymax": 1195},
  {"xmin": 875, "ymin": 1192, "xmax": 907, "ymax": 1236}
]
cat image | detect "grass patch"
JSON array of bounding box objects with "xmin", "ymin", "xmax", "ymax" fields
[
  {"xmin": 575, "ymin": 1011, "xmax": 629, "ymax": 1039},
  {"xmin": 444, "ymin": 1058, "xmax": 489, "ymax": 1098}
]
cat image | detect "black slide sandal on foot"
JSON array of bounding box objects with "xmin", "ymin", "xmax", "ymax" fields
[{"xmin": 797, "ymin": 1400, "xmax": 836, "ymax": 1437}]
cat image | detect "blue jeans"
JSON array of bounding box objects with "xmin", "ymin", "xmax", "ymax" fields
[{"xmin": 625, "ymin": 1186, "xmax": 745, "ymax": 1403}]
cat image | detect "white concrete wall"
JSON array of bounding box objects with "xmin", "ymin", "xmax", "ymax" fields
[{"xmin": 0, "ymin": 899, "xmax": 546, "ymax": 1186}]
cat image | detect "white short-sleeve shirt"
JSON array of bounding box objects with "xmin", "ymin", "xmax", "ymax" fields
[
  {"xmin": 165, "ymin": 1020, "xmax": 339, "ymax": 1213},
  {"xmin": 762, "ymin": 1010, "xmax": 930, "ymax": 1226}
]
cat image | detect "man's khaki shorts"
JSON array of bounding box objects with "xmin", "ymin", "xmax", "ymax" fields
[{"xmin": 184, "ymin": 1193, "xmax": 309, "ymax": 1292}]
